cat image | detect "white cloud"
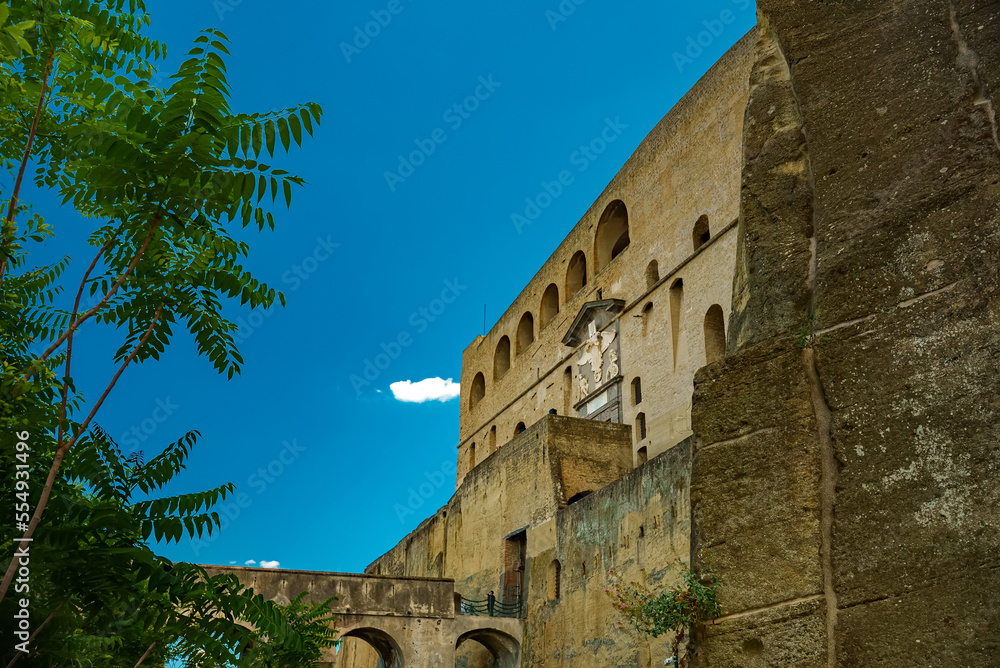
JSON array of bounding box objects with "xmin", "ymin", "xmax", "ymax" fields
[
  {"xmin": 245, "ymin": 559, "xmax": 256, "ymax": 566},
  {"xmin": 259, "ymin": 560, "xmax": 280, "ymax": 569},
  {"xmin": 390, "ymin": 377, "xmax": 460, "ymax": 404},
  {"xmin": 229, "ymin": 561, "xmax": 237, "ymax": 565}
]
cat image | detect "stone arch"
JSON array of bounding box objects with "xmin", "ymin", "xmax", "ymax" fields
[
  {"xmin": 516, "ymin": 312, "xmax": 534, "ymax": 355},
  {"xmin": 693, "ymin": 214, "xmax": 711, "ymax": 251},
  {"xmin": 514, "ymin": 421, "xmax": 526, "ymax": 436},
  {"xmin": 494, "ymin": 335, "xmax": 511, "ymax": 380},
  {"xmin": 340, "ymin": 626, "xmax": 406, "ymax": 668},
  {"xmin": 704, "ymin": 304, "xmax": 726, "ymax": 364},
  {"xmin": 646, "ymin": 259, "xmax": 659, "ymax": 288},
  {"xmin": 566, "ymin": 250, "xmax": 588, "ymax": 295},
  {"xmin": 594, "ymin": 200, "xmax": 630, "ymax": 272},
  {"xmin": 469, "ymin": 372, "xmax": 486, "ymax": 409},
  {"xmin": 540, "ymin": 283, "xmax": 560, "ymax": 329},
  {"xmin": 456, "ymin": 628, "xmax": 521, "ymax": 668}
]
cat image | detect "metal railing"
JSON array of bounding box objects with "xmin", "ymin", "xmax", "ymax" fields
[{"xmin": 458, "ymin": 595, "xmax": 523, "ymax": 618}]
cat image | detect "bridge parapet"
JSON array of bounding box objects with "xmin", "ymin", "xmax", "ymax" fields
[
  {"xmin": 201, "ymin": 564, "xmax": 523, "ymax": 667},
  {"xmin": 202, "ymin": 565, "xmax": 456, "ymax": 618}
]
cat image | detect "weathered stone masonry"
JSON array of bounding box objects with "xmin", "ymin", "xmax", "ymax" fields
[{"xmin": 209, "ymin": 5, "xmax": 999, "ymax": 664}]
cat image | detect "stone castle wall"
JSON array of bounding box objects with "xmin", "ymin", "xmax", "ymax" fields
[
  {"xmin": 339, "ymin": 2, "xmax": 1000, "ymax": 663},
  {"xmin": 456, "ymin": 31, "xmax": 757, "ymax": 485},
  {"xmin": 691, "ymin": 1, "xmax": 1000, "ymax": 665},
  {"xmin": 360, "ymin": 420, "xmax": 692, "ymax": 667}
]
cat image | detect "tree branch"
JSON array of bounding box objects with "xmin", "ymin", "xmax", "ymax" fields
[
  {"xmin": 54, "ymin": 237, "xmax": 115, "ymax": 451},
  {"xmin": 0, "ymin": 307, "xmax": 163, "ymax": 604},
  {"xmin": 4, "ymin": 604, "xmax": 61, "ymax": 667},
  {"xmin": 133, "ymin": 642, "xmax": 157, "ymax": 668},
  {"xmin": 34, "ymin": 217, "xmax": 160, "ymax": 366},
  {"xmin": 0, "ymin": 47, "xmax": 56, "ymax": 286}
]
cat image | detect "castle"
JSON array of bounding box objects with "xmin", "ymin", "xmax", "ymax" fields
[{"xmin": 215, "ymin": 3, "xmax": 1000, "ymax": 665}]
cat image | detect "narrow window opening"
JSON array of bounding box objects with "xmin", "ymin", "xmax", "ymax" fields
[
  {"xmin": 563, "ymin": 366, "xmax": 573, "ymax": 414},
  {"xmin": 693, "ymin": 215, "xmax": 711, "ymax": 251},
  {"xmin": 669, "ymin": 278, "xmax": 684, "ymax": 370},
  {"xmin": 547, "ymin": 560, "xmax": 562, "ymax": 601},
  {"xmin": 636, "ymin": 412, "xmax": 647, "ymax": 442},
  {"xmin": 645, "ymin": 260, "xmax": 660, "ymax": 289},
  {"xmin": 704, "ymin": 304, "xmax": 726, "ymax": 364},
  {"xmin": 631, "ymin": 377, "xmax": 642, "ymax": 405}
]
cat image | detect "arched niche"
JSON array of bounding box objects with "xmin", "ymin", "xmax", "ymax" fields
[
  {"xmin": 594, "ymin": 200, "xmax": 630, "ymax": 272},
  {"xmin": 494, "ymin": 335, "xmax": 511, "ymax": 380},
  {"xmin": 469, "ymin": 372, "xmax": 486, "ymax": 410},
  {"xmin": 704, "ymin": 304, "xmax": 726, "ymax": 364},
  {"xmin": 566, "ymin": 250, "xmax": 587, "ymax": 295},
  {"xmin": 540, "ymin": 283, "xmax": 559, "ymax": 329},
  {"xmin": 516, "ymin": 312, "xmax": 534, "ymax": 355}
]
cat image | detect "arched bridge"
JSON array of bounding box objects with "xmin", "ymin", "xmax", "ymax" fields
[{"xmin": 202, "ymin": 565, "xmax": 522, "ymax": 667}]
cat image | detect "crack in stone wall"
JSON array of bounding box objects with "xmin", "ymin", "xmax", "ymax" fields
[{"xmin": 949, "ymin": 2, "xmax": 1000, "ymax": 155}]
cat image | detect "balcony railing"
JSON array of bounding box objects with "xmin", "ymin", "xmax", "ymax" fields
[{"xmin": 458, "ymin": 595, "xmax": 523, "ymax": 618}]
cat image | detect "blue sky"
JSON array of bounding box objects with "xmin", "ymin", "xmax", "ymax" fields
[{"xmin": 26, "ymin": 0, "xmax": 756, "ymax": 573}]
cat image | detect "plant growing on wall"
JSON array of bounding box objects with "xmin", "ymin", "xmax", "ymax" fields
[{"xmin": 605, "ymin": 562, "xmax": 721, "ymax": 667}]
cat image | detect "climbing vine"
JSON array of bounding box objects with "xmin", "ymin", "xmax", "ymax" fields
[{"xmin": 606, "ymin": 562, "xmax": 721, "ymax": 667}]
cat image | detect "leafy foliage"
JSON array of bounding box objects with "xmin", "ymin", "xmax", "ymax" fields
[
  {"xmin": 2, "ymin": 425, "xmax": 338, "ymax": 666},
  {"xmin": 606, "ymin": 562, "xmax": 722, "ymax": 667},
  {"xmin": 0, "ymin": 0, "xmax": 330, "ymax": 664}
]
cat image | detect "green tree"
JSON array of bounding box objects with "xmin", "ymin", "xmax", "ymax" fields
[
  {"xmin": 3, "ymin": 425, "xmax": 338, "ymax": 666},
  {"xmin": 0, "ymin": 0, "xmax": 321, "ymax": 602},
  {"xmin": 606, "ymin": 563, "xmax": 722, "ymax": 667},
  {"xmin": 0, "ymin": 0, "xmax": 332, "ymax": 664}
]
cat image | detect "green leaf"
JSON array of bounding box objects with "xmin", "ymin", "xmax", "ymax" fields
[
  {"xmin": 264, "ymin": 119, "xmax": 275, "ymax": 156},
  {"xmin": 300, "ymin": 108, "xmax": 313, "ymax": 136},
  {"xmin": 252, "ymin": 122, "xmax": 262, "ymax": 157},
  {"xmin": 288, "ymin": 112, "xmax": 302, "ymax": 146},
  {"xmin": 277, "ymin": 117, "xmax": 290, "ymax": 152}
]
